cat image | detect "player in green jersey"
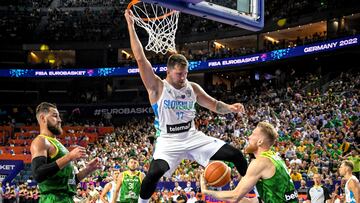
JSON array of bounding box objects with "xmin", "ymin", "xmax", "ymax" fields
[
  {"xmin": 30, "ymin": 102, "xmax": 102, "ymax": 203},
  {"xmin": 111, "ymin": 157, "xmax": 145, "ymax": 203},
  {"xmin": 201, "ymin": 122, "xmax": 298, "ymax": 203}
]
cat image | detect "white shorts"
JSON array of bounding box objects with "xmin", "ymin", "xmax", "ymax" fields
[{"xmin": 153, "ymin": 130, "xmax": 226, "ymax": 177}]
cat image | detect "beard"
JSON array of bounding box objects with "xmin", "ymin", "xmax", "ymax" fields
[
  {"xmin": 47, "ymin": 122, "xmax": 62, "ymax": 136},
  {"xmin": 244, "ymin": 143, "xmax": 258, "ymax": 154}
]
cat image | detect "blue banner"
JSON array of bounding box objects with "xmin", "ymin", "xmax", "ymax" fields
[
  {"xmin": 0, "ymin": 104, "xmax": 153, "ymax": 117},
  {"xmin": 0, "ymin": 35, "xmax": 358, "ymax": 78},
  {"xmin": 0, "ymin": 160, "xmax": 24, "ymax": 184}
]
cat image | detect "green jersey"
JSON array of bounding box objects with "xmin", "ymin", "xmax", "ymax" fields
[
  {"xmin": 120, "ymin": 171, "xmax": 142, "ymax": 203},
  {"xmin": 38, "ymin": 135, "xmax": 77, "ymax": 202},
  {"xmin": 256, "ymin": 151, "xmax": 298, "ymax": 203}
]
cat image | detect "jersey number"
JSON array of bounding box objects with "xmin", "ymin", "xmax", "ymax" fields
[{"xmin": 176, "ymin": 112, "xmax": 184, "ymax": 120}]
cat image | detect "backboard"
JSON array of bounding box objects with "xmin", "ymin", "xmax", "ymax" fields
[{"xmin": 139, "ymin": 0, "xmax": 264, "ymax": 31}]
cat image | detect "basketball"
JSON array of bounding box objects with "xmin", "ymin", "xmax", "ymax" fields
[{"xmin": 204, "ymin": 161, "xmax": 231, "ymax": 187}]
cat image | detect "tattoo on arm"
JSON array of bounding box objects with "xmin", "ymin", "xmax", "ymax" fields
[{"xmin": 215, "ymin": 101, "xmax": 231, "ymax": 114}]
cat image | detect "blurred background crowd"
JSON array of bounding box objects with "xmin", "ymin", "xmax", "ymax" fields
[
  {"xmin": 0, "ymin": 0, "xmax": 359, "ymax": 202},
  {"xmin": 1, "ymin": 68, "xmax": 359, "ymax": 202}
]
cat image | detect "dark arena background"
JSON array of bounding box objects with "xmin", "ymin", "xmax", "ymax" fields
[{"xmin": 0, "ymin": 0, "xmax": 359, "ymax": 202}]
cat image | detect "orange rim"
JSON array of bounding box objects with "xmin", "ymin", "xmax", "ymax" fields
[{"xmin": 127, "ymin": 0, "xmax": 176, "ymax": 22}]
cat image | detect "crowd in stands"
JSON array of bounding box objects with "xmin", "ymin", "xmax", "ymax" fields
[
  {"xmin": 1, "ymin": 182, "xmax": 39, "ymax": 203},
  {"xmin": 0, "ymin": 6, "xmax": 41, "ymax": 43},
  {"xmin": 0, "ymin": 0, "xmax": 52, "ymax": 7},
  {"xmin": 42, "ymin": 7, "xmax": 125, "ymax": 42},
  {"xmin": 1, "ymin": 0, "xmax": 359, "ymax": 43},
  {"xmin": 0, "ymin": 0, "xmax": 359, "ymax": 71},
  {"xmin": 0, "ymin": 68, "xmax": 359, "ymax": 202},
  {"xmin": 60, "ymin": 0, "xmax": 127, "ymax": 7}
]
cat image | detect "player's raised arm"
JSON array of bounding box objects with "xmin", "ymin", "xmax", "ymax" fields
[
  {"xmin": 125, "ymin": 9, "xmax": 162, "ymax": 97},
  {"xmin": 191, "ymin": 82, "xmax": 245, "ymax": 115}
]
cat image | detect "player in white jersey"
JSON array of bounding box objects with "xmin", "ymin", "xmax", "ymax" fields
[
  {"xmin": 125, "ymin": 10, "xmax": 249, "ymax": 203},
  {"xmin": 100, "ymin": 169, "xmax": 120, "ymax": 203},
  {"xmin": 337, "ymin": 160, "xmax": 360, "ymax": 203}
]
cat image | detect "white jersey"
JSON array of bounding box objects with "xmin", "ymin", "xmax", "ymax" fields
[
  {"xmin": 107, "ymin": 181, "xmax": 120, "ymax": 203},
  {"xmin": 345, "ymin": 175, "xmax": 358, "ymax": 203},
  {"xmin": 152, "ymin": 80, "xmax": 197, "ymax": 137},
  {"xmin": 151, "ymin": 79, "xmax": 226, "ymax": 178}
]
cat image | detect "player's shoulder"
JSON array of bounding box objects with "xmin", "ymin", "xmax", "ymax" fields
[
  {"xmin": 105, "ymin": 181, "xmax": 114, "ymax": 187},
  {"xmin": 189, "ymin": 81, "xmax": 204, "ymax": 93},
  {"xmin": 30, "ymin": 135, "xmax": 51, "ymax": 155},
  {"xmin": 31, "ymin": 135, "xmax": 47, "ymax": 146},
  {"xmin": 256, "ymin": 156, "xmax": 273, "ymax": 165},
  {"xmin": 349, "ymin": 176, "xmax": 360, "ymax": 184},
  {"xmin": 249, "ymin": 156, "xmax": 272, "ymax": 170},
  {"xmin": 188, "ymin": 81, "xmax": 199, "ymax": 87},
  {"xmin": 252, "ymin": 156, "xmax": 276, "ymax": 179}
]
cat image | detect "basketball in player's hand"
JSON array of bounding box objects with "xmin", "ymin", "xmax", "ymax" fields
[{"xmin": 204, "ymin": 161, "xmax": 231, "ymax": 187}]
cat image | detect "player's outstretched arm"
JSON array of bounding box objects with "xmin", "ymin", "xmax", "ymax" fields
[
  {"xmin": 31, "ymin": 137, "xmax": 87, "ymax": 183},
  {"xmin": 76, "ymin": 157, "xmax": 102, "ymax": 181},
  {"xmin": 201, "ymin": 158, "xmax": 265, "ymax": 202},
  {"xmin": 125, "ymin": 9, "xmax": 162, "ymax": 96},
  {"xmin": 191, "ymin": 82, "xmax": 245, "ymax": 114}
]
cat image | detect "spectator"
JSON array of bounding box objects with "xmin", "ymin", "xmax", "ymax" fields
[
  {"xmin": 291, "ymin": 168, "xmax": 303, "ymax": 182},
  {"xmin": 173, "ymin": 182, "xmax": 182, "ymax": 192},
  {"xmin": 171, "ymin": 189, "xmax": 180, "ymax": 202},
  {"xmin": 298, "ymin": 180, "xmax": 309, "ymax": 195},
  {"xmin": 195, "ymin": 193, "xmax": 206, "ymax": 203},
  {"xmin": 184, "ymin": 181, "xmax": 193, "ymax": 193},
  {"xmin": 187, "ymin": 191, "xmax": 197, "ymax": 203},
  {"xmin": 306, "ymin": 173, "xmax": 331, "ymax": 203}
]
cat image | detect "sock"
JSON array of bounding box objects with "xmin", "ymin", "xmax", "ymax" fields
[{"xmin": 138, "ymin": 197, "xmax": 149, "ymax": 203}]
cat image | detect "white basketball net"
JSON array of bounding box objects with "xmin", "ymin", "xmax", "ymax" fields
[{"xmin": 130, "ymin": 2, "xmax": 179, "ymax": 54}]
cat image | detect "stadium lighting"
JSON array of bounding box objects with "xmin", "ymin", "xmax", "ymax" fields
[
  {"xmin": 121, "ymin": 50, "xmax": 131, "ymax": 58},
  {"xmin": 40, "ymin": 44, "xmax": 49, "ymax": 51},
  {"xmin": 30, "ymin": 52, "xmax": 37, "ymax": 58},
  {"xmin": 264, "ymin": 36, "xmax": 279, "ymax": 43},
  {"xmin": 214, "ymin": 41, "xmax": 225, "ymax": 48}
]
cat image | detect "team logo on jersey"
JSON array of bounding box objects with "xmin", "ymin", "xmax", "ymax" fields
[
  {"xmin": 167, "ymin": 121, "xmax": 192, "ymax": 133},
  {"xmin": 284, "ymin": 190, "xmax": 298, "ymax": 202},
  {"xmin": 175, "ymin": 94, "xmax": 186, "ymax": 99}
]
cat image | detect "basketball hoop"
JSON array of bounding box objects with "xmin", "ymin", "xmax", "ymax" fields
[{"xmin": 127, "ymin": 0, "xmax": 179, "ymax": 55}]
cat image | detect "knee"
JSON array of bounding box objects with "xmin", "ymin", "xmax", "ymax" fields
[
  {"xmin": 147, "ymin": 168, "xmax": 165, "ymax": 180},
  {"xmin": 146, "ymin": 159, "xmax": 169, "ymax": 180},
  {"xmin": 227, "ymin": 145, "xmax": 245, "ymax": 161}
]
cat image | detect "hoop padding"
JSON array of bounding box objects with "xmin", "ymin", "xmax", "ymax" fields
[{"xmin": 128, "ymin": 1, "xmax": 180, "ymax": 54}]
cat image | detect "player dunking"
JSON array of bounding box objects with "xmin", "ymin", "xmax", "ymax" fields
[
  {"xmin": 31, "ymin": 102, "xmax": 101, "ymax": 203},
  {"xmin": 124, "ymin": 10, "xmax": 248, "ymax": 203}
]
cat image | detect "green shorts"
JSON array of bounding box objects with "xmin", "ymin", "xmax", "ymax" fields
[{"xmin": 40, "ymin": 193, "xmax": 74, "ymax": 203}]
